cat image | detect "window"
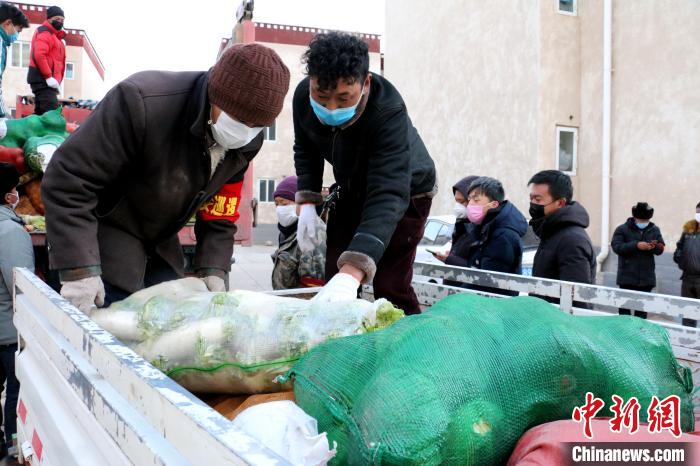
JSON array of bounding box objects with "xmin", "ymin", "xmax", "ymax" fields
[
  {"xmin": 11, "ymin": 41, "xmax": 30, "ymax": 68},
  {"xmin": 556, "ymin": 126, "xmax": 578, "ymax": 175},
  {"xmin": 258, "ymin": 178, "xmax": 275, "ymax": 203},
  {"xmin": 435, "ymin": 224, "xmax": 454, "ymax": 246},
  {"xmin": 264, "ymin": 120, "xmax": 276, "ymax": 141},
  {"xmin": 421, "ymin": 220, "xmax": 443, "ymax": 245},
  {"xmin": 558, "ymin": 0, "xmax": 577, "ymax": 15},
  {"xmin": 65, "ymin": 62, "xmax": 75, "ymax": 80}
]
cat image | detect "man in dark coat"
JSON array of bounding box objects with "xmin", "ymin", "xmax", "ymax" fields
[
  {"xmin": 443, "ymin": 177, "xmax": 527, "ymax": 274},
  {"xmin": 673, "ymin": 201, "xmax": 700, "ymax": 327},
  {"xmin": 612, "ymin": 202, "xmax": 665, "ymax": 318},
  {"xmin": 42, "ymin": 44, "xmax": 290, "ymax": 312},
  {"xmin": 292, "ymin": 32, "xmax": 436, "ymax": 314},
  {"xmin": 528, "ymin": 170, "xmax": 596, "ymax": 284}
]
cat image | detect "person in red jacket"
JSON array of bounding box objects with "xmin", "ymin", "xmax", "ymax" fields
[{"xmin": 26, "ymin": 5, "xmax": 65, "ymax": 115}]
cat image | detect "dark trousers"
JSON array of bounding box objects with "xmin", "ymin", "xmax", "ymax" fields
[
  {"xmin": 681, "ymin": 276, "xmax": 700, "ymax": 327},
  {"xmin": 325, "ymin": 196, "xmax": 432, "ymax": 315},
  {"xmin": 0, "ymin": 344, "xmax": 19, "ymax": 448},
  {"xmin": 30, "ymin": 83, "xmax": 59, "ymax": 115},
  {"xmin": 618, "ymin": 284, "xmax": 653, "ymax": 319},
  {"xmin": 104, "ymin": 255, "xmax": 180, "ymax": 306}
]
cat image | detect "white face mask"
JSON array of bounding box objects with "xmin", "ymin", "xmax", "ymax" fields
[
  {"xmin": 210, "ymin": 110, "xmax": 263, "ymax": 150},
  {"xmin": 695, "ymin": 213, "xmax": 700, "ymax": 223},
  {"xmin": 453, "ymin": 202, "xmax": 468, "ymax": 219},
  {"xmin": 276, "ymin": 204, "xmax": 298, "ymax": 227},
  {"xmin": 5, "ymin": 192, "xmax": 19, "ymax": 210}
]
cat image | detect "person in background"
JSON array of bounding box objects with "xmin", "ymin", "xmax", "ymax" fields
[
  {"xmin": 611, "ymin": 202, "xmax": 665, "ymax": 319},
  {"xmin": 271, "ymin": 176, "xmax": 326, "ymax": 289},
  {"xmin": 528, "ymin": 170, "xmax": 595, "ymax": 284},
  {"xmin": 674, "ymin": 201, "xmax": 700, "ymax": 327},
  {"xmin": 0, "ymin": 3, "xmax": 28, "ymax": 138},
  {"xmin": 432, "ymin": 175, "xmax": 478, "ymax": 264},
  {"xmin": 0, "ymin": 163, "xmax": 33, "ymax": 462},
  {"xmin": 27, "ymin": 5, "xmax": 65, "ymax": 115}
]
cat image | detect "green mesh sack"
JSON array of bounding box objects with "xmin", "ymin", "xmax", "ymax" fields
[
  {"xmin": 1, "ymin": 108, "xmax": 68, "ymax": 149},
  {"xmin": 286, "ymin": 294, "xmax": 694, "ymax": 465},
  {"xmin": 24, "ymin": 134, "xmax": 66, "ymax": 173}
]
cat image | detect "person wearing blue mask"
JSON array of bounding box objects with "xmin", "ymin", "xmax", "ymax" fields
[
  {"xmin": 611, "ymin": 202, "xmax": 665, "ymax": 318},
  {"xmin": 292, "ymin": 32, "xmax": 436, "ymax": 315},
  {"xmin": 0, "ymin": 3, "xmax": 28, "ymax": 139}
]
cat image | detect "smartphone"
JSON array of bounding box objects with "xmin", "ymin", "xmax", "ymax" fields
[{"xmin": 426, "ymin": 248, "xmax": 441, "ymax": 256}]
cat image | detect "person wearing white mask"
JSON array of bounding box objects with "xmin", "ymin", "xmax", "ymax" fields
[
  {"xmin": 41, "ymin": 44, "xmax": 290, "ymax": 312},
  {"xmin": 674, "ymin": 201, "xmax": 700, "ymax": 327},
  {"xmin": 432, "ymin": 175, "xmax": 479, "ymax": 263},
  {"xmin": 0, "ymin": 163, "xmax": 33, "ymax": 459},
  {"xmin": 270, "ymin": 176, "xmax": 326, "ymax": 290}
]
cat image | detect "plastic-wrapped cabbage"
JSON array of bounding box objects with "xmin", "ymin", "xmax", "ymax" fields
[{"xmin": 91, "ymin": 278, "xmax": 404, "ymax": 394}]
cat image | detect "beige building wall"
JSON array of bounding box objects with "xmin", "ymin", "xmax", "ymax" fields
[
  {"xmin": 1, "ymin": 25, "xmax": 105, "ymax": 114},
  {"xmin": 385, "ymin": 0, "xmax": 700, "ymax": 288},
  {"xmin": 253, "ymin": 41, "xmax": 381, "ymax": 224}
]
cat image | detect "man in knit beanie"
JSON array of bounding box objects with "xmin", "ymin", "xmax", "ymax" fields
[{"xmin": 42, "ymin": 43, "xmax": 290, "ymax": 312}]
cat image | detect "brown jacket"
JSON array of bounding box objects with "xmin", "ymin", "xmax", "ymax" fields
[{"xmin": 42, "ymin": 70, "xmax": 263, "ymax": 292}]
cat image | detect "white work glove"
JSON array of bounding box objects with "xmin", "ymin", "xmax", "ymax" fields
[
  {"xmin": 312, "ymin": 273, "xmax": 360, "ymax": 305},
  {"xmin": 297, "ymin": 204, "xmax": 319, "ymax": 253},
  {"xmin": 0, "ymin": 118, "xmax": 6, "ymax": 139},
  {"xmin": 46, "ymin": 77, "xmax": 60, "ymax": 90},
  {"xmin": 61, "ymin": 276, "xmax": 105, "ymax": 315},
  {"xmin": 201, "ymin": 275, "xmax": 226, "ymax": 292}
]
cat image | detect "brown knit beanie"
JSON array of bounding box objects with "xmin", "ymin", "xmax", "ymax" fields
[{"xmin": 208, "ymin": 43, "xmax": 290, "ymax": 127}]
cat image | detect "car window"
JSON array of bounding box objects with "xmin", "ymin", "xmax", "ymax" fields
[
  {"xmin": 421, "ymin": 220, "xmax": 442, "ymax": 245},
  {"xmin": 436, "ymin": 224, "xmax": 453, "ymax": 245}
]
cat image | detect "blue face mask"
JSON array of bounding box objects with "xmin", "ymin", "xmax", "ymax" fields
[
  {"xmin": 9, "ymin": 32, "xmax": 18, "ymax": 43},
  {"xmin": 309, "ymin": 85, "xmax": 365, "ymax": 127},
  {"xmin": 636, "ymin": 223, "xmax": 648, "ymax": 229}
]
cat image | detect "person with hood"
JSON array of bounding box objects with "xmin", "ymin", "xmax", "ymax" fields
[
  {"xmin": 0, "ymin": 3, "xmax": 28, "ymax": 137},
  {"xmin": 674, "ymin": 201, "xmax": 700, "ymax": 327},
  {"xmin": 0, "ymin": 163, "xmax": 32, "ymax": 461},
  {"xmin": 528, "ymin": 170, "xmax": 595, "ymax": 284},
  {"xmin": 432, "ymin": 175, "xmax": 479, "ymax": 264},
  {"xmin": 271, "ymin": 176, "xmax": 326, "ymax": 290},
  {"xmin": 42, "ymin": 43, "xmax": 290, "ymax": 312},
  {"xmin": 27, "ymin": 5, "xmax": 66, "ymax": 115},
  {"xmin": 612, "ymin": 202, "xmax": 665, "ymax": 319},
  {"xmin": 292, "ymin": 32, "xmax": 436, "ymax": 314},
  {"xmin": 440, "ymin": 176, "xmax": 527, "ymax": 274}
]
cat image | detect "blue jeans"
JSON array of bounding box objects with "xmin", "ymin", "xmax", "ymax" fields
[{"xmin": 0, "ymin": 344, "xmax": 19, "ymax": 447}]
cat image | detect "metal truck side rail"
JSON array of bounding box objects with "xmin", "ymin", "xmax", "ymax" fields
[{"xmin": 13, "ymin": 267, "xmax": 288, "ymax": 465}]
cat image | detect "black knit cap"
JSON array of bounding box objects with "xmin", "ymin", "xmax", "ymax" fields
[
  {"xmin": 47, "ymin": 6, "xmax": 64, "ymax": 18},
  {"xmin": 452, "ymin": 175, "xmax": 481, "ymax": 198},
  {"xmin": 632, "ymin": 202, "xmax": 654, "ymax": 220},
  {"xmin": 0, "ymin": 162, "xmax": 19, "ymax": 198}
]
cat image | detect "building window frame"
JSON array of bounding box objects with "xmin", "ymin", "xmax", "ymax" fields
[
  {"xmin": 263, "ymin": 120, "xmax": 276, "ymax": 142},
  {"xmin": 10, "ymin": 41, "xmax": 30, "ymax": 68},
  {"xmin": 258, "ymin": 178, "xmax": 276, "ymax": 203},
  {"xmin": 556, "ymin": 125, "xmax": 578, "ymax": 175},
  {"xmin": 65, "ymin": 62, "xmax": 75, "ymax": 80},
  {"xmin": 557, "ymin": 0, "xmax": 577, "ymax": 16}
]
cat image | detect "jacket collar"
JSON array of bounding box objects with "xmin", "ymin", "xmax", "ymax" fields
[
  {"xmin": 0, "ymin": 205, "xmax": 21, "ymax": 223},
  {"xmin": 42, "ymin": 21, "xmax": 66, "ymax": 40},
  {"xmin": 188, "ymin": 71, "xmax": 214, "ymax": 145}
]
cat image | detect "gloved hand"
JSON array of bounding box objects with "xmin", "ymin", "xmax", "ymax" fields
[
  {"xmin": 0, "ymin": 118, "xmax": 6, "ymax": 139},
  {"xmin": 297, "ymin": 204, "xmax": 319, "ymax": 253},
  {"xmin": 311, "ymin": 272, "xmax": 360, "ymax": 305},
  {"xmin": 60, "ymin": 276, "xmax": 105, "ymax": 315},
  {"xmin": 202, "ymin": 275, "xmax": 226, "ymax": 292},
  {"xmin": 46, "ymin": 77, "xmax": 60, "ymax": 90}
]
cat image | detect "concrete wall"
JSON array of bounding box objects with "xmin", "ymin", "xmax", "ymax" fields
[
  {"xmin": 253, "ymin": 41, "xmax": 381, "ymax": 224},
  {"xmin": 384, "ymin": 0, "xmax": 700, "ymax": 294}
]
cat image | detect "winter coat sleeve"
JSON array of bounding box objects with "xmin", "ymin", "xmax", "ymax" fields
[
  {"xmin": 480, "ymin": 230, "xmax": 521, "ymax": 274},
  {"xmin": 445, "ymin": 254, "xmax": 470, "ymax": 267},
  {"xmin": 339, "ymin": 106, "xmax": 412, "ymax": 279},
  {"xmin": 292, "ymin": 85, "xmax": 324, "ymax": 205},
  {"xmin": 674, "ymin": 233, "xmax": 686, "ymax": 268},
  {"xmin": 611, "ymin": 225, "xmax": 638, "ymax": 257},
  {"xmin": 652, "ymin": 227, "xmax": 665, "ymax": 256},
  {"xmin": 558, "ymin": 238, "xmax": 594, "ymax": 284},
  {"xmin": 31, "ymin": 31, "xmax": 53, "ymax": 79},
  {"xmin": 0, "ymin": 226, "xmax": 34, "ymax": 293},
  {"xmin": 42, "ymin": 80, "xmax": 146, "ymax": 276}
]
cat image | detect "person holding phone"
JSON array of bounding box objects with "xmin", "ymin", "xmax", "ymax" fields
[{"xmin": 611, "ymin": 202, "xmax": 665, "ymax": 318}]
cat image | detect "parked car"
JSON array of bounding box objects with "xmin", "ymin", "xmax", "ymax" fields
[{"xmin": 415, "ymin": 215, "xmax": 538, "ymax": 275}]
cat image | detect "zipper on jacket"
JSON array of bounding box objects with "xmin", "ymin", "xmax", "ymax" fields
[{"xmin": 330, "ymin": 127, "xmax": 340, "ymax": 167}]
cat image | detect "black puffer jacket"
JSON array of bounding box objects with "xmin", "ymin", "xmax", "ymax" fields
[
  {"xmin": 611, "ymin": 218, "xmax": 664, "ymax": 287},
  {"xmin": 531, "ymin": 202, "xmax": 596, "ymax": 284}
]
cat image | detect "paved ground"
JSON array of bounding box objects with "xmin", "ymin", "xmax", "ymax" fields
[{"xmin": 229, "ymin": 244, "xmax": 276, "ymax": 292}]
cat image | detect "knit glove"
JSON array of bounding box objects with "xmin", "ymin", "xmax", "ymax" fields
[
  {"xmin": 297, "ymin": 204, "xmax": 319, "ymax": 253},
  {"xmin": 311, "ymin": 273, "xmax": 360, "ymax": 305},
  {"xmin": 61, "ymin": 276, "xmax": 105, "ymax": 315},
  {"xmin": 46, "ymin": 77, "xmax": 60, "ymax": 90}
]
